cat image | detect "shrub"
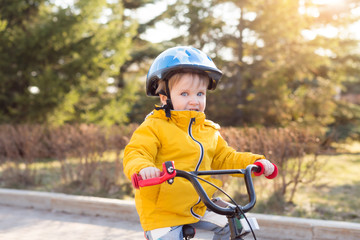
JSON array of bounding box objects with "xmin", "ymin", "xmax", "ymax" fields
[
  {"xmin": 220, "ymin": 127, "xmax": 322, "ymax": 203},
  {"xmin": 0, "ymin": 124, "xmax": 138, "ymax": 195},
  {"xmin": 0, "ymin": 124, "xmax": 321, "ymax": 203}
]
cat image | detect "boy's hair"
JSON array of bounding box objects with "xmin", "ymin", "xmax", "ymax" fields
[{"xmin": 155, "ymin": 72, "xmax": 209, "ymax": 95}]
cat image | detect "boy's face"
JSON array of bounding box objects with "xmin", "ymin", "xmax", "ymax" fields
[{"xmin": 160, "ymin": 73, "xmax": 207, "ymax": 112}]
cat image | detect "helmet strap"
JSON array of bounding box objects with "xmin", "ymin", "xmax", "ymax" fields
[
  {"xmin": 163, "ymin": 99, "xmax": 173, "ymax": 118},
  {"xmin": 156, "ymin": 80, "xmax": 173, "ymax": 118}
]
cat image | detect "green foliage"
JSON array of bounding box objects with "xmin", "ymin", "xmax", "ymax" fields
[
  {"xmin": 149, "ymin": 0, "xmax": 360, "ymax": 130},
  {"xmin": 0, "ymin": 0, "xmax": 138, "ymax": 125},
  {"xmin": 116, "ymin": 4, "xmax": 169, "ymax": 123},
  {"xmin": 1, "ymin": 0, "xmax": 360, "ymax": 130},
  {"xmin": 329, "ymin": 100, "xmax": 360, "ymax": 140}
]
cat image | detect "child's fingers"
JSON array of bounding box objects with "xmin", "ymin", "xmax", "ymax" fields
[
  {"xmin": 139, "ymin": 167, "xmax": 160, "ymax": 180},
  {"xmin": 149, "ymin": 168, "xmax": 160, "ymax": 178},
  {"xmin": 263, "ymin": 162, "xmax": 274, "ymax": 177},
  {"xmin": 256, "ymin": 159, "xmax": 275, "ymax": 177},
  {"xmin": 139, "ymin": 167, "xmax": 150, "ymax": 180}
]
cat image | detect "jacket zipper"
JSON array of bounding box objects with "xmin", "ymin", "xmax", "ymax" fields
[
  {"xmin": 188, "ymin": 118, "xmax": 204, "ymax": 171},
  {"xmin": 188, "ymin": 117, "xmax": 204, "ymax": 219},
  {"xmin": 190, "ymin": 198, "xmax": 201, "ymax": 219}
]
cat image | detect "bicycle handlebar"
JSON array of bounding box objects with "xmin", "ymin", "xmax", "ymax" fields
[
  {"xmin": 132, "ymin": 161, "xmax": 277, "ymax": 215},
  {"xmin": 176, "ymin": 165, "xmax": 259, "ymax": 214}
]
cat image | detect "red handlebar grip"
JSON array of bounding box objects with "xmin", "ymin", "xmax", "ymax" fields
[
  {"xmin": 131, "ymin": 161, "xmax": 176, "ymax": 189},
  {"xmin": 131, "ymin": 173, "xmax": 141, "ymax": 189},
  {"xmin": 253, "ymin": 162, "xmax": 278, "ymax": 179},
  {"xmin": 253, "ymin": 161, "xmax": 265, "ymax": 176}
]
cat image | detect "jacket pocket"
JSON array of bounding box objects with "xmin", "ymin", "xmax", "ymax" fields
[
  {"xmin": 139, "ymin": 184, "xmax": 160, "ymax": 203},
  {"xmin": 155, "ymin": 178, "xmax": 198, "ymax": 215}
]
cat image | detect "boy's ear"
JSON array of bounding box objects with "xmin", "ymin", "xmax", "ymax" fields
[{"xmin": 159, "ymin": 94, "xmax": 167, "ymax": 105}]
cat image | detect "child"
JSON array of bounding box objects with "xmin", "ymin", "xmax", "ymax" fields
[{"xmin": 123, "ymin": 46, "xmax": 276, "ymax": 240}]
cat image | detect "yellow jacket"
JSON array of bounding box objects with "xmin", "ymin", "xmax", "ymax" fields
[{"xmin": 123, "ymin": 109, "xmax": 265, "ymax": 231}]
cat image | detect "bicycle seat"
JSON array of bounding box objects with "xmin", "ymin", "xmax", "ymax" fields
[{"xmin": 182, "ymin": 225, "xmax": 195, "ymax": 240}]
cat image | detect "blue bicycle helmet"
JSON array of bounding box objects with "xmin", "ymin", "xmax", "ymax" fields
[{"xmin": 146, "ymin": 46, "xmax": 222, "ymax": 96}]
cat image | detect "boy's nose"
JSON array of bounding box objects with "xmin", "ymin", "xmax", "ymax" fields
[{"xmin": 188, "ymin": 97, "xmax": 199, "ymax": 105}]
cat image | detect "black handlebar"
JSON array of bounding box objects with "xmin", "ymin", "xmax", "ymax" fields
[
  {"xmin": 131, "ymin": 161, "xmax": 277, "ymax": 239},
  {"xmin": 132, "ymin": 161, "xmax": 266, "ymax": 217},
  {"xmin": 176, "ymin": 165, "xmax": 259, "ymax": 215}
]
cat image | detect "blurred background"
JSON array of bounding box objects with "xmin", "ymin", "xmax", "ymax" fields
[{"xmin": 0, "ymin": 0, "xmax": 359, "ymax": 223}]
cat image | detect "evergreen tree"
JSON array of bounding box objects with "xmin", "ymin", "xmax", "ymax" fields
[
  {"xmin": 121, "ymin": 0, "xmax": 173, "ymax": 123},
  {"xmin": 0, "ymin": 0, "xmax": 137, "ymax": 125},
  {"xmin": 155, "ymin": 0, "xmax": 360, "ymax": 128}
]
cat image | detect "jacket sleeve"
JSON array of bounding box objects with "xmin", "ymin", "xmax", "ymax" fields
[
  {"xmin": 211, "ymin": 131, "xmax": 265, "ymax": 170},
  {"xmin": 123, "ymin": 120, "xmax": 161, "ymax": 180}
]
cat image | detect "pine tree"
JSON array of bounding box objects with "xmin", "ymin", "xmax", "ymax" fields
[
  {"xmin": 0, "ymin": 0, "xmax": 137, "ymax": 125},
  {"xmin": 154, "ymin": 0, "xmax": 360, "ymax": 128}
]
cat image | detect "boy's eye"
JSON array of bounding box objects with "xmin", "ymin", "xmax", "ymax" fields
[
  {"xmin": 181, "ymin": 92, "xmax": 188, "ymax": 96},
  {"xmin": 197, "ymin": 92, "xmax": 205, "ymax": 96}
]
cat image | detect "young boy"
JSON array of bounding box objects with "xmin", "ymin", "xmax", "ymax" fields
[{"xmin": 123, "ymin": 46, "xmax": 276, "ymax": 240}]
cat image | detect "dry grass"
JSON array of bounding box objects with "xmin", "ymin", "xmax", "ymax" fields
[
  {"xmin": 0, "ymin": 151, "xmax": 134, "ymax": 199},
  {"xmin": 0, "ymin": 124, "xmax": 322, "ymax": 200},
  {"xmin": 220, "ymin": 126, "xmax": 322, "ymax": 203},
  {"xmin": 0, "ymin": 124, "xmax": 138, "ymax": 198},
  {"xmin": 288, "ymin": 146, "xmax": 360, "ymax": 223}
]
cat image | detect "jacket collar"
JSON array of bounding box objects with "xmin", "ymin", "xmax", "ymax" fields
[{"xmin": 148, "ymin": 107, "xmax": 206, "ymax": 128}]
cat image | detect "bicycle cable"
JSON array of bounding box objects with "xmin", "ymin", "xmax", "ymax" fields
[{"xmin": 186, "ymin": 172, "xmax": 257, "ymax": 240}]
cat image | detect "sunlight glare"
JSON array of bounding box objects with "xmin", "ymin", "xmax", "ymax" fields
[
  {"xmin": 318, "ymin": 25, "xmax": 338, "ymax": 38},
  {"xmin": 28, "ymin": 86, "xmax": 40, "ymax": 95},
  {"xmin": 312, "ymin": 0, "xmax": 343, "ymax": 5}
]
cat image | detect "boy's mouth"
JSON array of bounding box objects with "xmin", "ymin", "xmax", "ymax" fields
[{"xmin": 188, "ymin": 108, "xmax": 199, "ymax": 111}]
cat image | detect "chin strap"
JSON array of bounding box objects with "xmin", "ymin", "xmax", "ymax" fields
[
  {"xmin": 155, "ymin": 81, "xmax": 173, "ymax": 118},
  {"xmin": 155, "ymin": 100, "xmax": 173, "ymax": 118}
]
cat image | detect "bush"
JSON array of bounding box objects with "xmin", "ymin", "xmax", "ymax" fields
[
  {"xmin": 220, "ymin": 127, "xmax": 322, "ymax": 203},
  {"xmin": 0, "ymin": 124, "xmax": 322, "ymax": 203},
  {"xmin": 0, "ymin": 124, "xmax": 138, "ymax": 196}
]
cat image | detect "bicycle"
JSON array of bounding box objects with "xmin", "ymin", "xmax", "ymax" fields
[{"xmin": 132, "ymin": 161, "xmax": 278, "ymax": 240}]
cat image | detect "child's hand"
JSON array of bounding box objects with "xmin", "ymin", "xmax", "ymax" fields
[
  {"xmin": 139, "ymin": 167, "xmax": 161, "ymax": 180},
  {"xmin": 255, "ymin": 159, "xmax": 275, "ymax": 177}
]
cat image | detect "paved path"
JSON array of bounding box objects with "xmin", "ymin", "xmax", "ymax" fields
[
  {"xmin": 0, "ymin": 204, "xmax": 213, "ymax": 240},
  {"xmin": 1, "ymin": 188, "xmax": 360, "ymax": 240}
]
